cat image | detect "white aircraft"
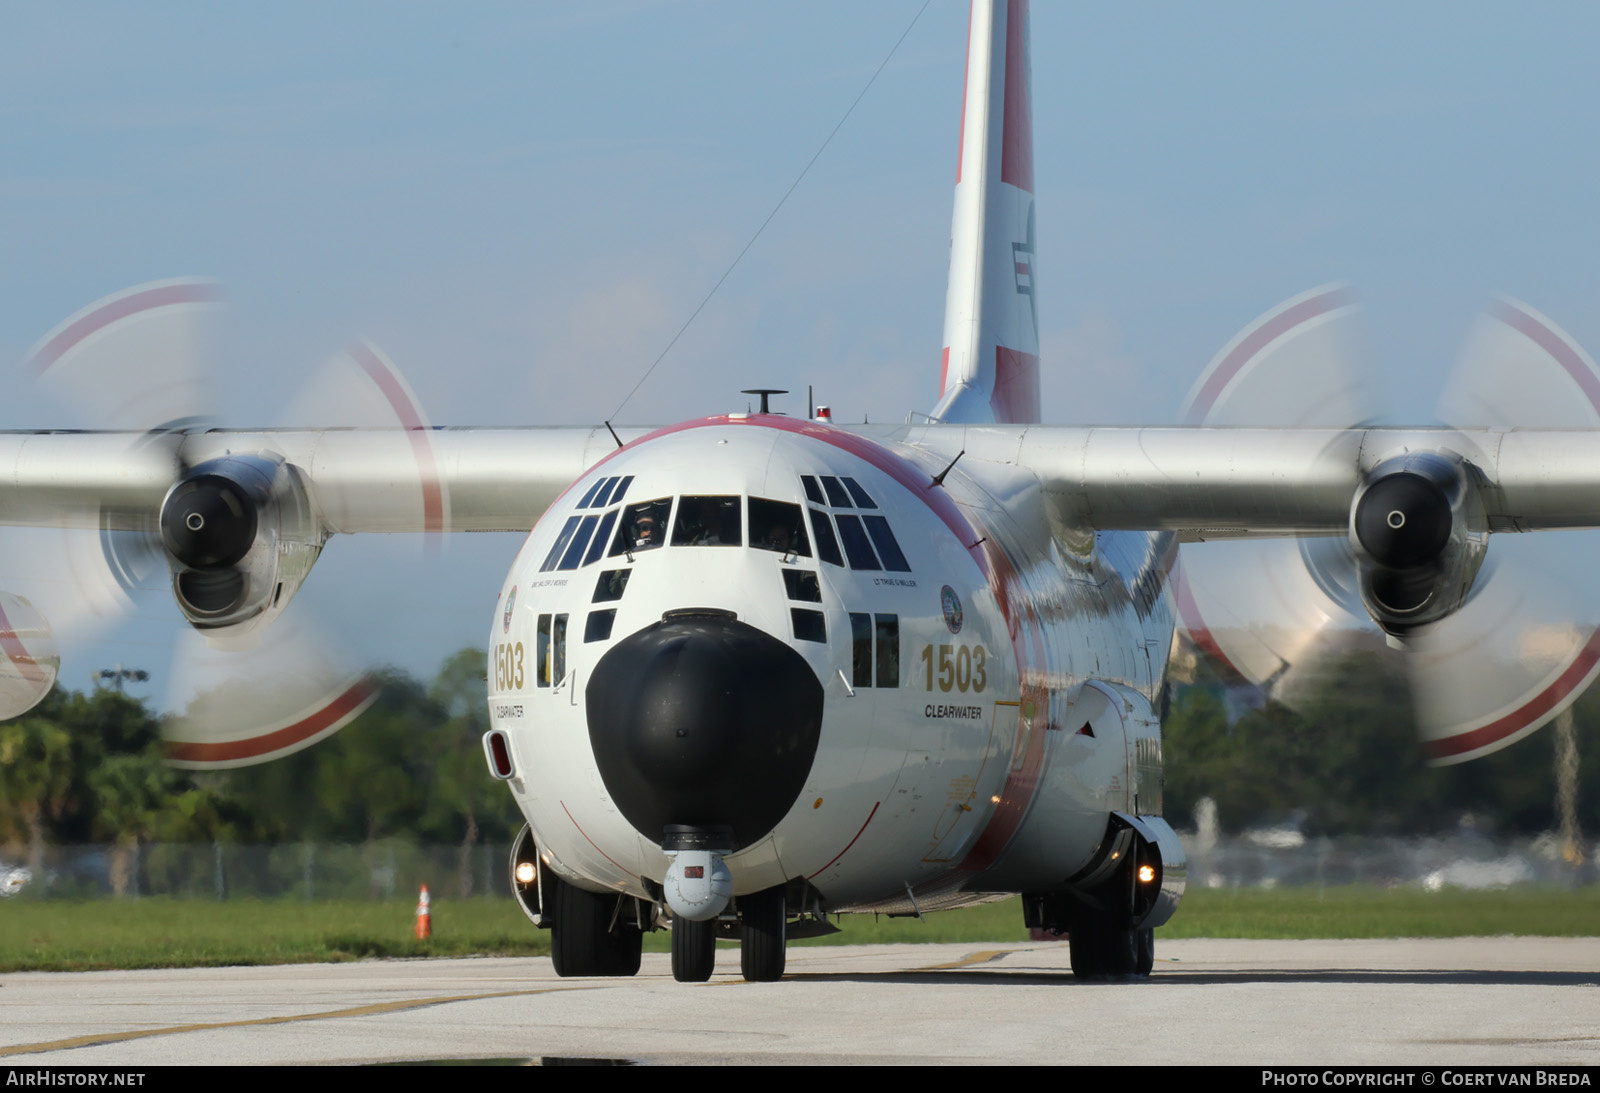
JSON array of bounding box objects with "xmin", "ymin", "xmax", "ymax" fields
[{"xmin": 4, "ymin": 0, "xmax": 1600, "ymax": 983}]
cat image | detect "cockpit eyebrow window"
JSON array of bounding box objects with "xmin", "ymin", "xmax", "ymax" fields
[
  {"xmin": 801, "ymin": 475, "xmax": 826, "ymax": 506},
  {"xmin": 819, "ymin": 476, "xmax": 853, "ymax": 508},
  {"xmin": 590, "ymin": 476, "xmax": 620, "ymax": 508},
  {"xmin": 749, "ymin": 498, "xmax": 811, "ymax": 557},
  {"xmin": 609, "ymin": 498, "xmax": 673, "ymax": 556},
  {"xmin": 841, "ymin": 477, "xmax": 876, "ymax": 508},
  {"xmin": 672, "ymin": 496, "xmax": 741, "ymax": 546},
  {"xmin": 576, "ymin": 478, "xmax": 608, "ymax": 509}
]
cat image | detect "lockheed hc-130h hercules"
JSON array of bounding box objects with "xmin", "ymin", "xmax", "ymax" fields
[{"xmin": 6, "ymin": 1, "xmax": 1600, "ymax": 982}]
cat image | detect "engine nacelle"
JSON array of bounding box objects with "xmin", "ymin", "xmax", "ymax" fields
[
  {"xmin": 1349, "ymin": 450, "xmax": 1487, "ymax": 636},
  {"xmin": 159, "ymin": 453, "xmax": 325, "ymax": 636},
  {"xmin": 0, "ymin": 591, "xmax": 59, "ymax": 719}
]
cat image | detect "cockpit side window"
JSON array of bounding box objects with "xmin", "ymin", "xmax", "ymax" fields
[
  {"xmin": 834, "ymin": 514, "xmax": 882, "ymax": 571},
  {"xmin": 861, "ymin": 515, "xmax": 910, "ymax": 572},
  {"xmin": 583, "ymin": 510, "xmax": 619, "ymax": 566},
  {"xmin": 749, "ymin": 498, "xmax": 812, "ymax": 557},
  {"xmin": 809, "ymin": 508, "xmax": 844, "ymax": 566},
  {"xmin": 672, "ymin": 496, "xmax": 741, "ymax": 546},
  {"xmin": 557, "ymin": 514, "xmax": 600, "ymax": 570},
  {"xmin": 609, "ymin": 498, "xmax": 673, "ymax": 556}
]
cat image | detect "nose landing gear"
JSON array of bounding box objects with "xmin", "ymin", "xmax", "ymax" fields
[
  {"xmin": 668, "ymin": 882, "xmax": 789, "ymax": 983},
  {"xmin": 738, "ymin": 885, "xmax": 787, "ymax": 982},
  {"xmin": 663, "ymin": 825, "xmax": 790, "ymax": 983}
]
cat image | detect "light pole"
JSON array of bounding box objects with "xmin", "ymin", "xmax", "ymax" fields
[{"xmin": 92, "ymin": 665, "xmax": 149, "ymax": 693}]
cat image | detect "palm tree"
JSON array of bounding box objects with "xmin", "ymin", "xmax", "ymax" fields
[{"xmin": 0, "ymin": 715, "xmax": 74, "ymax": 876}]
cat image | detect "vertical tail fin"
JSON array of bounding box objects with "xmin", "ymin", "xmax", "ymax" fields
[{"xmin": 933, "ymin": 0, "xmax": 1039, "ymax": 425}]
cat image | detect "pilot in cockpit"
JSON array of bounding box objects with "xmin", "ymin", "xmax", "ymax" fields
[
  {"xmin": 616, "ymin": 498, "xmax": 672, "ymax": 555},
  {"xmin": 633, "ymin": 514, "xmax": 661, "ymax": 547},
  {"xmin": 763, "ymin": 522, "xmax": 793, "ymax": 553},
  {"xmin": 672, "ymin": 496, "xmax": 740, "ymax": 546}
]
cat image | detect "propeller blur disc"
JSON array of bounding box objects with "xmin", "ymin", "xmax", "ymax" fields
[
  {"xmin": 1173, "ymin": 284, "xmax": 1377, "ymax": 700},
  {"xmin": 25, "ymin": 278, "xmax": 220, "ymax": 432},
  {"xmin": 1409, "ymin": 299, "xmax": 1600, "ymax": 763},
  {"xmin": 162, "ymin": 609, "xmax": 377, "ymax": 769},
  {"xmin": 1175, "ymin": 285, "xmax": 1600, "ymax": 765},
  {"xmin": 9, "ymin": 281, "xmax": 443, "ymax": 764}
]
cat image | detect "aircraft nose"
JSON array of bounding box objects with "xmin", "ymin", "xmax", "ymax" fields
[{"xmin": 585, "ymin": 611, "xmax": 824, "ymax": 851}]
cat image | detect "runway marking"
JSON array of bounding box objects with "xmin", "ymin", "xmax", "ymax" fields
[
  {"xmin": 915, "ymin": 947, "xmax": 1017, "ymax": 970},
  {"xmin": 0, "ymin": 984, "xmax": 604, "ymax": 1058},
  {"xmin": 711, "ymin": 945, "xmax": 1022, "ymax": 985}
]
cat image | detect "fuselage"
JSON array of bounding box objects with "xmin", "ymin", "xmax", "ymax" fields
[{"xmin": 487, "ymin": 413, "xmax": 1174, "ymax": 913}]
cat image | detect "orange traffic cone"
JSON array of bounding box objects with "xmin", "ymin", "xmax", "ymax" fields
[{"xmin": 415, "ymin": 884, "xmax": 432, "ymax": 939}]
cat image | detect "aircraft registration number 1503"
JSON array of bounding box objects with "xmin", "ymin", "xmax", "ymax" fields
[
  {"xmin": 919, "ymin": 643, "xmax": 988, "ymax": 694},
  {"xmin": 495, "ymin": 641, "xmax": 525, "ymax": 690}
]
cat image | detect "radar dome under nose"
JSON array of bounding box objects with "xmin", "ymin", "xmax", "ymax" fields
[{"xmin": 585, "ymin": 612, "xmax": 824, "ymax": 850}]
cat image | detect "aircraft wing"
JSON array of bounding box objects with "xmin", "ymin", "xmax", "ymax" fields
[
  {"xmin": 0, "ymin": 426, "xmax": 642, "ymax": 534},
  {"xmin": 9, "ymin": 418, "xmax": 1599, "ymax": 555},
  {"xmin": 880, "ymin": 421, "xmax": 1600, "ymax": 764},
  {"xmin": 886, "ymin": 423, "xmax": 1600, "ymax": 539}
]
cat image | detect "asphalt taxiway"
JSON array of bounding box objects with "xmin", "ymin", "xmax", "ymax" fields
[{"xmin": 2, "ymin": 938, "xmax": 1597, "ymax": 1066}]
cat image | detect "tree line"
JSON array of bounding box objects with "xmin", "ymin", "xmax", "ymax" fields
[
  {"xmin": 0, "ymin": 648, "xmax": 519, "ymax": 891},
  {"xmin": 2, "ymin": 643, "xmax": 1592, "ymax": 891},
  {"xmin": 1162, "ymin": 647, "xmax": 1600, "ymax": 839}
]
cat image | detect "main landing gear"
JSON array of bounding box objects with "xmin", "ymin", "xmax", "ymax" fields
[
  {"xmin": 1024, "ymin": 813, "xmax": 1184, "ymax": 981},
  {"xmin": 1066, "ymin": 919, "xmax": 1154, "ymax": 979},
  {"xmin": 545, "ymin": 869, "xmax": 644, "ymax": 978},
  {"xmin": 509, "ymin": 826, "xmax": 645, "ymax": 979}
]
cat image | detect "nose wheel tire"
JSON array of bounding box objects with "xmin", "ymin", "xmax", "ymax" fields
[
  {"xmin": 548, "ymin": 872, "xmax": 642, "ymax": 978},
  {"xmin": 671, "ymin": 916, "xmax": 716, "ymax": 982},
  {"xmin": 739, "ymin": 886, "xmax": 787, "ymax": 982}
]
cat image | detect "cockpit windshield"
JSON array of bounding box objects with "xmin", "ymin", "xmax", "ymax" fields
[
  {"xmin": 671, "ymin": 496, "xmax": 741, "ymax": 546},
  {"xmin": 609, "ymin": 498, "xmax": 673, "ymax": 556},
  {"xmin": 749, "ymin": 498, "xmax": 812, "ymax": 557}
]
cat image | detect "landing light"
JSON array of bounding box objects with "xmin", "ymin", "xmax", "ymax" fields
[
  {"xmin": 515, "ymin": 861, "xmax": 536, "ymax": 885},
  {"xmin": 1138, "ymin": 864, "xmax": 1156, "ymax": 884}
]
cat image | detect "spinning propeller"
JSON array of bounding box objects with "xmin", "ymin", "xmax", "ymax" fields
[
  {"xmin": 1175, "ymin": 286, "xmax": 1600, "ymax": 763},
  {"xmin": 4, "ymin": 279, "xmax": 448, "ymax": 767}
]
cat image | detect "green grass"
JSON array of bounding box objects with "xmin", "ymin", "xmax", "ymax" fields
[
  {"xmin": 0, "ymin": 897, "xmax": 550, "ymax": 972},
  {"xmin": 1157, "ymin": 885, "xmax": 1600, "ymax": 939},
  {"xmin": 2, "ymin": 887, "xmax": 1597, "ymax": 972}
]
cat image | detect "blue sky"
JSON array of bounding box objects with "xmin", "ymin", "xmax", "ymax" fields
[{"xmin": 4, "ymin": 2, "xmax": 1599, "ymax": 697}]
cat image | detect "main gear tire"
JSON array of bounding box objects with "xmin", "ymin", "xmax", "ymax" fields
[{"xmin": 548, "ymin": 871, "xmax": 640, "ymax": 978}]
